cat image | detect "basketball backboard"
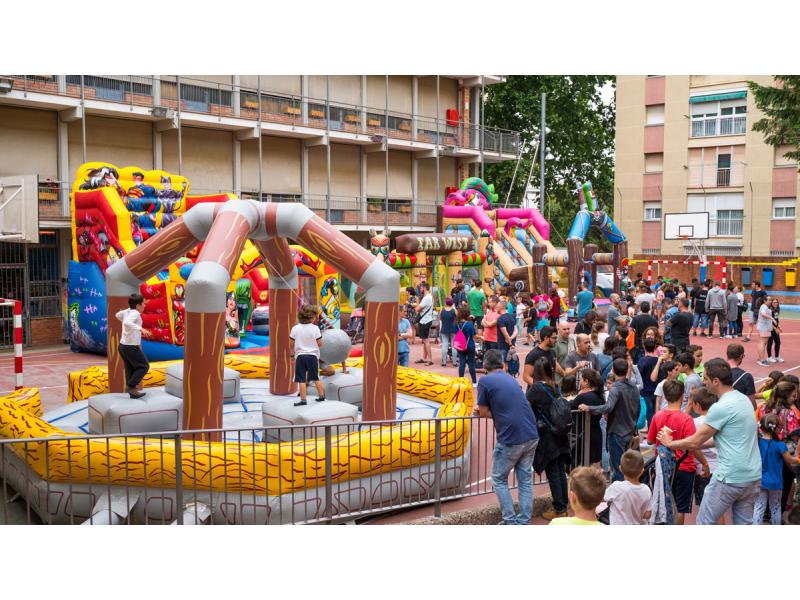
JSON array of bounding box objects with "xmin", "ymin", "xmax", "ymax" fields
[
  {"xmin": 664, "ymin": 212, "xmax": 709, "ymax": 240},
  {"xmin": 0, "ymin": 175, "xmax": 39, "ymax": 243}
]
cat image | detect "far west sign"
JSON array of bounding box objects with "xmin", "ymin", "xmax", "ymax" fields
[{"xmin": 394, "ymin": 234, "xmax": 473, "ymax": 255}]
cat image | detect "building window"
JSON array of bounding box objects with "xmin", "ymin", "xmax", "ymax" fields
[
  {"xmin": 688, "ymin": 193, "xmax": 744, "ymax": 237},
  {"xmin": 716, "ymin": 210, "xmax": 744, "ymax": 236},
  {"xmin": 716, "ymin": 153, "xmax": 732, "ymax": 186},
  {"xmin": 690, "ymin": 96, "xmax": 747, "ymax": 138},
  {"xmin": 775, "ymin": 144, "xmax": 798, "ymax": 166},
  {"xmin": 773, "ymin": 198, "xmax": 797, "ymax": 220},
  {"xmin": 645, "ymin": 104, "xmax": 665, "ymax": 126},
  {"xmin": 643, "ymin": 202, "xmax": 662, "ymax": 221},
  {"xmin": 644, "ymin": 153, "xmax": 663, "ymax": 173}
]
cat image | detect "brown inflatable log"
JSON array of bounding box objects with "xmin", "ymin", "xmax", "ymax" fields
[
  {"xmin": 252, "ymin": 238, "xmax": 298, "ymax": 396},
  {"xmin": 362, "ymin": 301, "xmax": 399, "ymax": 421},
  {"xmin": 107, "ymin": 295, "xmax": 130, "ymax": 393},
  {"xmin": 394, "ymin": 233, "xmax": 473, "ymax": 255},
  {"xmin": 128, "ymin": 218, "xmax": 199, "ymax": 280},
  {"xmin": 295, "ymin": 215, "xmax": 372, "ymax": 281},
  {"xmin": 267, "ymin": 289, "xmax": 296, "ymax": 395},
  {"xmin": 183, "ymin": 311, "xmax": 226, "ymax": 439},
  {"xmin": 531, "ymin": 243, "xmax": 548, "ymax": 296}
]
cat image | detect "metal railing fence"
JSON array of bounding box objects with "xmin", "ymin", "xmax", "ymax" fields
[
  {"xmin": 690, "ymin": 115, "xmax": 747, "ymax": 138},
  {"xmin": 2, "ymin": 75, "xmax": 520, "ymax": 154},
  {"xmin": 0, "ymin": 412, "xmax": 593, "ymax": 525}
]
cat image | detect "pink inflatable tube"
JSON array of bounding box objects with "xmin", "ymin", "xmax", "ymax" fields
[
  {"xmin": 495, "ymin": 208, "xmax": 550, "ymax": 240},
  {"xmin": 442, "ymin": 205, "xmax": 496, "ymax": 237}
]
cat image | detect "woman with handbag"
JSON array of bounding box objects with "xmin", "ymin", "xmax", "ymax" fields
[
  {"xmin": 454, "ymin": 306, "xmax": 477, "ymax": 384},
  {"xmin": 527, "ymin": 357, "xmax": 572, "ymax": 520},
  {"xmin": 438, "ymin": 297, "xmax": 458, "ymax": 367}
]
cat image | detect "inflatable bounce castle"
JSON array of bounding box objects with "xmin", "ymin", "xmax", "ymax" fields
[{"xmin": 67, "ymin": 163, "xmax": 350, "ymax": 360}]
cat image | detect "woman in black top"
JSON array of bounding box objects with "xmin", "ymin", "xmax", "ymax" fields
[
  {"xmin": 766, "ymin": 298, "xmax": 783, "ymax": 363},
  {"xmin": 438, "ymin": 298, "xmax": 457, "ymax": 366},
  {"xmin": 569, "ymin": 368, "xmax": 605, "ymax": 466},
  {"xmin": 527, "ymin": 357, "xmax": 571, "ymax": 519}
]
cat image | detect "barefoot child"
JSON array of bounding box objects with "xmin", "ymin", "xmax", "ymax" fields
[
  {"xmin": 754, "ymin": 414, "xmax": 800, "ymax": 525},
  {"xmin": 604, "ymin": 450, "xmax": 652, "ymax": 524},
  {"xmin": 290, "ymin": 305, "xmax": 326, "ymax": 407},
  {"xmin": 115, "ymin": 293, "xmax": 149, "ymax": 399},
  {"xmin": 550, "ymin": 466, "xmax": 606, "ymax": 526}
]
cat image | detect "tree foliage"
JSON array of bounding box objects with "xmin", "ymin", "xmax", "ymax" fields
[
  {"xmin": 482, "ymin": 76, "xmax": 616, "ymax": 250},
  {"xmin": 749, "ymin": 76, "xmax": 800, "ymax": 166}
]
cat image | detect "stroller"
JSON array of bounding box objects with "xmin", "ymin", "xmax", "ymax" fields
[{"xmin": 345, "ymin": 308, "xmax": 365, "ymax": 344}]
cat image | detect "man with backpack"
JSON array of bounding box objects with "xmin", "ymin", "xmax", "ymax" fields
[
  {"xmin": 527, "ymin": 355, "xmax": 574, "ymax": 520},
  {"xmin": 579, "ymin": 358, "xmax": 641, "ymax": 482},
  {"xmin": 474, "ymin": 349, "xmax": 540, "ymax": 525}
]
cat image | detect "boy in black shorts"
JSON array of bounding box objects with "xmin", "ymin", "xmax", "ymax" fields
[{"xmin": 290, "ymin": 304, "xmax": 326, "ymax": 407}]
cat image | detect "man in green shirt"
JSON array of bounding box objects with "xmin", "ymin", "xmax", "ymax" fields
[
  {"xmin": 657, "ymin": 358, "xmax": 761, "ymax": 525},
  {"xmin": 467, "ymin": 279, "xmax": 487, "ymax": 328},
  {"xmin": 554, "ymin": 321, "xmax": 571, "ymax": 385}
]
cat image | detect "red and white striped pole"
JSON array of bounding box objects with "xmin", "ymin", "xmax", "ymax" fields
[{"xmin": 1, "ymin": 299, "xmax": 23, "ymax": 389}]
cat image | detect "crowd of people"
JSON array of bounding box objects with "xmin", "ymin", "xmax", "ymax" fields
[{"xmin": 448, "ymin": 275, "xmax": 800, "ymax": 525}]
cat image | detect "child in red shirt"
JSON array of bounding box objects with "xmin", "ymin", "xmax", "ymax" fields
[{"xmin": 647, "ymin": 379, "xmax": 710, "ymax": 524}]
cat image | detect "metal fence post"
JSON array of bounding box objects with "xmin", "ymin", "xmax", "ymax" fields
[
  {"xmin": 582, "ymin": 411, "xmax": 591, "ymax": 467},
  {"xmin": 174, "ymin": 433, "xmax": 184, "ymax": 525},
  {"xmin": 324, "ymin": 426, "xmax": 333, "ymax": 523},
  {"xmin": 433, "ymin": 419, "xmax": 442, "ymax": 518}
]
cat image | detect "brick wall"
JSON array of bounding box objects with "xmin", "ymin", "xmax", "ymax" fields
[
  {"xmin": 30, "ymin": 317, "xmax": 64, "ymax": 346},
  {"xmin": 632, "ymin": 254, "xmax": 800, "ymax": 304}
]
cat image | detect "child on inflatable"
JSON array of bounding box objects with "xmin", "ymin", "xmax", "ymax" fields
[{"xmin": 115, "ymin": 293, "xmax": 150, "ymax": 399}]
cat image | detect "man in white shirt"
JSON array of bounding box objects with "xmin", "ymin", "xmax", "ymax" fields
[
  {"xmin": 115, "ymin": 293, "xmax": 150, "ymax": 398},
  {"xmin": 415, "ymin": 282, "xmax": 434, "ymax": 365}
]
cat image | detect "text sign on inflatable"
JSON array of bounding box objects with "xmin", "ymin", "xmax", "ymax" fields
[{"xmin": 394, "ymin": 234, "xmax": 473, "ymax": 255}]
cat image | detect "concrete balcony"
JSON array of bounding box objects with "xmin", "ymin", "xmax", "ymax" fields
[
  {"xmin": 0, "ymin": 75, "xmax": 520, "ymax": 163},
  {"xmin": 686, "ymin": 162, "xmax": 745, "ymax": 189}
]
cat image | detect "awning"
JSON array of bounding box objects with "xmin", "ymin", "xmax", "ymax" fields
[{"xmin": 689, "ymin": 91, "xmax": 747, "ymax": 104}]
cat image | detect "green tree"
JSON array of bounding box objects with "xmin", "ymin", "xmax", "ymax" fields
[
  {"xmin": 482, "ymin": 76, "xmax": 616, "ymax": 250},
  {"xmin": 749, "ymin": 76, "xmax": 800, "ymax": 165}
]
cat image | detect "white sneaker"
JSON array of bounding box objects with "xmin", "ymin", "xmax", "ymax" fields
[
  {"xmin": 776, "ymin": 357, "xmax": 785, "ymax": 363},
  {"xmin": 768, "ymin": 357, "xmax": 777, "ymax": 363}
]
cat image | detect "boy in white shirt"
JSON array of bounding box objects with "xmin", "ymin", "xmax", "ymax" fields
[
  {"xmin": 603, "ymin": 450, "xmax": 652, "ymax": 525},
  {"xmin": 689, "ymin": 387, "xmax": 719, "ymax": 512},
  {"xmin": 114, "ymin": 293, "xmax": 149, "ymax": 398},
  {"xmin": 655, "ymin": 360, "xmax": 680, "ymax": 411},
  {"xmin": 290, "ymin": 304, "xmax": 326, "ymax": 407}
]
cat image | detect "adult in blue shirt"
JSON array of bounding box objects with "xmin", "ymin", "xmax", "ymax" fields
[
  {"xmin": 658, "ymin": 358, "xmax": 762, "ymax": 524},
  {"xmin": 576, "ymin": 283, "xmax": 594, "ymax": 320},
  {"xmin": 397, "ymin": 304, "xmax": 413, "ymax": 366},
  {"xmin": 438, "ymin": 297, "xmax": 458, "ymax": 367},
  {"xmin": 474, "ymin": 349, "xmax": 539, "ymax": 524},
  {"xmin": 662, "ymin": 297, "xmax": 679, "ymax": 343},
  {"xmin": 455, "ymin": 307, "xmax": 477, "ymax": 384}
]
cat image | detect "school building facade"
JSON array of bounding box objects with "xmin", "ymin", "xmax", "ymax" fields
[{"xmin": 613, "ymin": 75, "xmax": 800, "ymax": 304}]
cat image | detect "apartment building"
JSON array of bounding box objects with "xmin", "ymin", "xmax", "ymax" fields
[
  {"xmin": 614, "ymin": 75, "xmax": 799, "ymax": 262},
  {"xmin": 0, "ymin": 74, "xmax": 520, "ymax": 346}
]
